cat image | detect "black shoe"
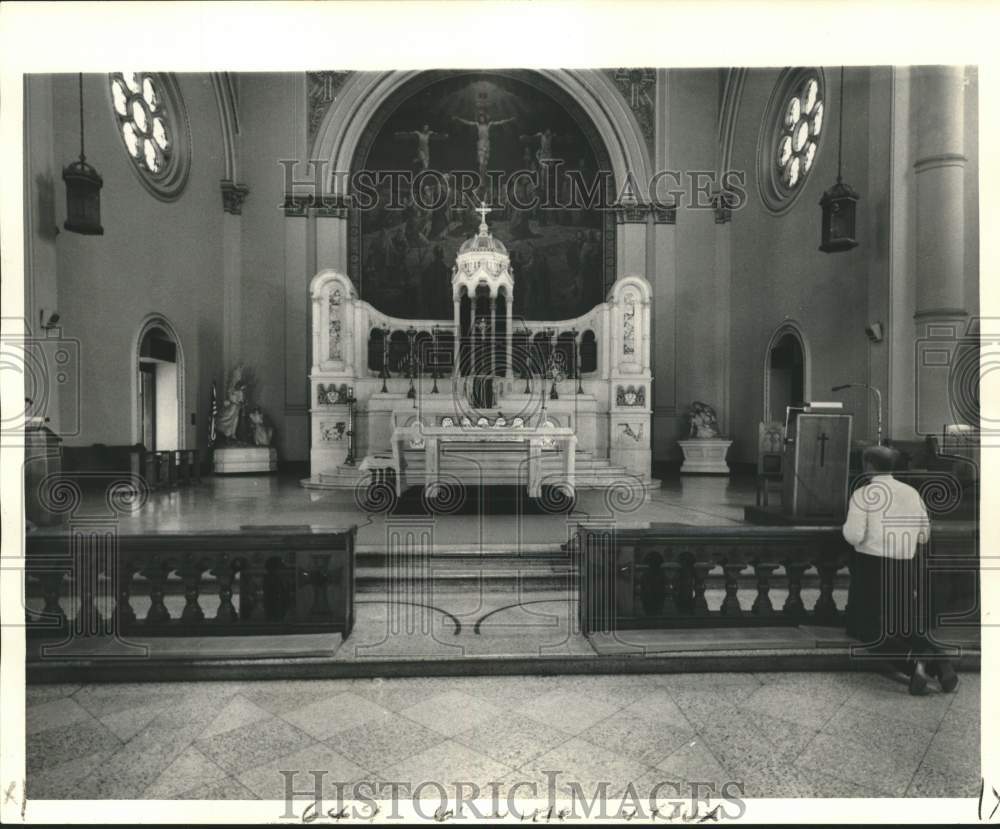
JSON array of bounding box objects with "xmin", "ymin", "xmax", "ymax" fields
[
  {"xmin": 909, "ymin": 660, "xmax": 930, "ymax": 696},
  {"xmin": 937, "ymin": 661, "xmax": 959, "ymax": 693}
]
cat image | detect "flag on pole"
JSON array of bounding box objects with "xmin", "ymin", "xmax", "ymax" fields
[{"xmin": 209, "ymin": 381, "xmax": 218, "ymax": 446}]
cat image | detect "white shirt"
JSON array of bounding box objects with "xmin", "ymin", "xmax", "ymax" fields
[{"xmin": 841, "ymin": 474, "xmax": 931, "ymax": 560}]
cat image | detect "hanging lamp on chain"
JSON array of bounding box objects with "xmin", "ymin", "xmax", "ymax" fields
[
  {"xmin": 62, "ymin": 73, "xmax": 104, "ymax": 235},
  {"xmin": 819, "ymin": 66, "xmax": 858, "ymax": 252}
]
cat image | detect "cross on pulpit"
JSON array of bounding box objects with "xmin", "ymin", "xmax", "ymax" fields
[{"xmin": 817, "ymin": 431, "xmax": 829, "ymax": 467}]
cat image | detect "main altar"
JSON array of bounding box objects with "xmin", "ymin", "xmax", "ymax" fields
[{"xmin": 302, "ymin": 208, "xmax": 656, "ymax": 504}]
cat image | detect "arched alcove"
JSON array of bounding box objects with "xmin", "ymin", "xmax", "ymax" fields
[
  {"xmin": 339, "ymin": 70, "xmax": 630, "ymax": 319},
  {"xmin": 763, "ymin": 322, "xmax": 810, "ymax": 423},
  {"xmin": 133, "ymin": 315, "xmax": 185, "ymax": 450}
]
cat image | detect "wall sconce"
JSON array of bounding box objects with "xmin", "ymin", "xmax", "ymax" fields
[
  {"xmin": 62, "ymin": 74, "xmax": 104, "ymax": 236},
  {"xmin": 39, "ymin": 310, "xmax": 61, "ymax": 331}
]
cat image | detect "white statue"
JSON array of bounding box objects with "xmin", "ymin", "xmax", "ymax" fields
[
  {"xmin": 686, "ymin": 401, "xmax": 722, "ymax": 439},
  {"xmin": 216, "ymin": 366, "xmax": 247, "ymax": 443}
]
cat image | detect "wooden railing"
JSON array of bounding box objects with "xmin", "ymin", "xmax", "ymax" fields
[
  {"xmin": 25, "ymin": 527, "xmax": 356, "ymax": 638},
  {"xmin": 132, "ymin": 448, "xmax": 201, "ymax": 489},
  {"xmin": 62, "ymin": 445, "xmax": 201, "ymax": 490},
  {"xmin": 574, "ymin": 523, "xmax": 978, "ymax": 635}
]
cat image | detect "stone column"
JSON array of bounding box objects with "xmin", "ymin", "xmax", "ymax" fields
[
  {"xmin": 505, "ymin": 292, "xmax": 513, "ymax": 381},
  {"xmin": 912, "ymin": 66, "xmax": 969, "ymax": 436},
  {"xmin": 283, "ymin": 196, "xmax": 311, "ymax": 459},
  {"xmin": 315, "ymin": 200, "xmax": 349, "ymax": 274},
  {"xmin": 490, "ymin": 295, "xmax": 497, "ymax": 380},
  {"xmin": 220, "ymin": 181, "xmax": 249, "ymax": 372}
]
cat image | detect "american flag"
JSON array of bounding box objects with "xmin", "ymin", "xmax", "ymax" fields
[{"xmin": 209, "ymin": 381, "xmax": 217, "ymax": 446}]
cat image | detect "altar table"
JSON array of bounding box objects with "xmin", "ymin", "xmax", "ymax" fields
[{"xmin": 391, "ymin": 423, "xmax": 577, "ymax": 498}]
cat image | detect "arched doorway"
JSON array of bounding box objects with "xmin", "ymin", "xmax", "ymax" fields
[
  {"xmin": 763, "ymin": 324, "xmax": 809, "ymax": 423},
  {"xmin": 134, "ymin": 316, "xmax": 185, "ymax": 451}
]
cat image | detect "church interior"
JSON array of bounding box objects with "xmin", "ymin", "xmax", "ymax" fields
[{"xmin": 15, "ymin": 63, "xmax": 982, "ymax": 804}]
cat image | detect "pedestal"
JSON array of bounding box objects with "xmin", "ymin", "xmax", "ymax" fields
[
  {"xmin": 213, "ymin": 446, "xmax": 277, "ymax": 474},
  {"xmin": 678, "ymin": 439, "xmax": 732, "ymax": 474}
]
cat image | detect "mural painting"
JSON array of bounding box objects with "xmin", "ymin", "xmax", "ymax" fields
[{"xmin": 351, "ymin": 72, "xmax": 614, "ymax": 321}]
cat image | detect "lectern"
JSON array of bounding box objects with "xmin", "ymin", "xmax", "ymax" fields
[{"xmin": 782, "ymin": 413, "xmax": 852, "ymax": 521}]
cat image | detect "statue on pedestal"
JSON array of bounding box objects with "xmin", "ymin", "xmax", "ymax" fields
[
  {"xmin": 686, "ymin": 401, "xmax": 722, "ymax": 439},
  {"xmin": 213, "ymin": 364, "xmax": 278, "ymax": 474},
  {"xmin": 214, "ymin": 364, "xmax": 275, "ymax": 447}
]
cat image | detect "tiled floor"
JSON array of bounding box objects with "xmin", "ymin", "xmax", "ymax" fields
[{"xmin": 26, "ymin": 670, "xmax": 980, "ymax": 802}]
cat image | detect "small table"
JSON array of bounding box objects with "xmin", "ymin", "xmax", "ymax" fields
[{"xmin": 391, "ymin": 423, "xmax": 577, "ymax": 498}]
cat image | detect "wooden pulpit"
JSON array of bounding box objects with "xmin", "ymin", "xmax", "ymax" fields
[{"xmin": 782, "ymin": 413, "xmax": 852, "ymax": 522}]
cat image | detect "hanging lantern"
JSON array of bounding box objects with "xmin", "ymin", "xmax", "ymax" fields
[
  {"xmin": 819, "ymin": 67, "xmax": 857, "ymax": 253},
  {"xmin": 63, "ymin": 74, "xmax": 104, "ymax": 236},
  {"xmin": 819, "ymin": 178, "xmax": 858, "ymax": 252}
]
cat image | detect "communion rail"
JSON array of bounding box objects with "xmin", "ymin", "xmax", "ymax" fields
[
  {"xmin": 574, "ymin": 523, "xmax": 978, "ymax": 635},
  {"xmin": 25, "ymin": 527, "xmax": 356, "ymax": 638}
]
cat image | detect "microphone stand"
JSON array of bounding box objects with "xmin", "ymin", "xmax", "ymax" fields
[{"xmin": 831, "ymin": 383, "xmax": 883, "ymax": 445}]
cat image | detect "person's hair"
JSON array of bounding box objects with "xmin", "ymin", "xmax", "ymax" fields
[{"xmin": 863, "ymin": 445, "xmax": 898, "ymax": 473}]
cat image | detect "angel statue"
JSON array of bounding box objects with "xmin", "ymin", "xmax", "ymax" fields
[
  {"xmin": 248, "ymin": 406, "xmax": 275, "ymax": 447},
  {"xmin": 686, "ymin": 401, "xmax": 722, "ymax": 439}
]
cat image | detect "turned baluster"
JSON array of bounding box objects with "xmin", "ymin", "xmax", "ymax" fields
[
  {"xmin": 752, "ymin": 563, "xmax": 778, "ymax": 616},
  {"xmin": 212, "ymin": 554, "xmax": 239, "ymax": 623},
  {"xmin": 720, "ymin": 562, "xmax": 746, "ymax": 616},
  {"xmin": 143, "ymin": 556, "xmax": 171, "ymax": 624},
  {"xmin": 72, "ymin": 533, "xmax": 104, "ymax": 636},
  {"xmin": 180, "ymin": 554, "xmax": 206, "ymax": 622},
  {"xmin": 115, "ymin": 556, "xmax": 137, "ymax": 631},
  {"xmin": 691, "ymin": 562, "xmax": 712, "ymax": 615},
  {"xmin": 39, "ymin": 570, "xmax": 67, "ymax": 627},
  {"xmin": 660, "ymin": 559, "xmax": 679, "ymax": 616},
  {"xmin": 241, "ymin": 556, "xmax": 268, "ymax": 622},
  {"xmin": 812, "ymin": 557, "xmax": 841, "ymax": 623},
  {"xmin": 782, "ymin": 560, "xmax": 810, "ymax": 619},
  {"xmin": 305, "ymin": 553, "xmax": 333, "ymax": 622}
]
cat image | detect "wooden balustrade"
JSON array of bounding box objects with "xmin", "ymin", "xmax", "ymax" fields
[
  {"xmin": 63, "ymin": 445, "xmax": 201, "ymax": 491},
  {"xmin": 574, "ymin": 523, "xmax": 978, "ymax": 634},
  {"xmin": 130, "ymin": 448, "xmax": 200, "ymax": 490},
  {"xmin": 25, "ymin": 527, "xmax": 356, "ymax": 638}
]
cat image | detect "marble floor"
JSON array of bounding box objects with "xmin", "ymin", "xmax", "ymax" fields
[
  {"xmin": 25, "ymin": 669, "xmax": 980, "ymax": 803},
  {"xmin": 70, "ymin": 470, "xmax": 754, "ymax": 546}
]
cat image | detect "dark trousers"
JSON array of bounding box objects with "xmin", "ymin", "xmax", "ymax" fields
[{"xmin": 845, "ymin": 550, "xmax": 950, "ymax": 674}]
